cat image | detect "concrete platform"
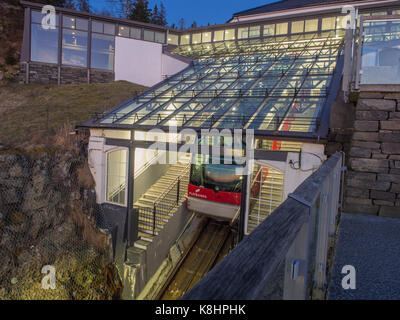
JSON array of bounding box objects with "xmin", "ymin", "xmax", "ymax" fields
[{"xmin": 328, "ymin": 212, "xmax": 400, "ymax": 300}]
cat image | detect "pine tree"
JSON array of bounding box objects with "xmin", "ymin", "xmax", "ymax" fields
[
  {"xmin": 128, "ymin": 0, "xmax": 151, "ymax": 23},
  {"xmin": 106, "ymin": 0, "xmax": 133, "ymax": 19},
  {"xmin": 158, "ymin": 2, "xmax": 167, "ymax": 26},
  {"xmin": 151, "ymin": 4, "xmax": 159, "ymax": 24},
  {"xmin": 76, "ymin": 0, "xmax": 90, "ymax": 12},
  {"xmin": 63, "ymin": 0, "xmax": 76, "ymax": 9},
  {"xmin": 178, "ymin": 18, "xmax": 185, "ymax": 30}
]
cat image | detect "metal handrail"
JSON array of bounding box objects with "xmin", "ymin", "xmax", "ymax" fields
[{"xmin": 153, "ymin": 162, "xmax": 191, "ymax": 205}]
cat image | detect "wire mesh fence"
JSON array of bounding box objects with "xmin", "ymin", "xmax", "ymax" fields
[{"xmin": 0, "ymin": 149, "xmax": 122, "ymax": 300}]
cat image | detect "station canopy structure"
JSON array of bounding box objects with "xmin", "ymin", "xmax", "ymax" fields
[{"xmin": 89, "ymin": 30, "xmax": 345, "ymax": 140}]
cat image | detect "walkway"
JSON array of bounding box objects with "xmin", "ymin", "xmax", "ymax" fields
[{"xmin": 328, "ymin": 213, "xmax": 400, "ymax": 300}]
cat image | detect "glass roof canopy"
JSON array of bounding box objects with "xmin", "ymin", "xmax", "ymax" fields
[{"xmin": 95, "ymin": 31, "xmax": 344, "ymax": 137}]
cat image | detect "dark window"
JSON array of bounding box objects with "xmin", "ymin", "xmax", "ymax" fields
[
  {"xmin": 62, "ymin": 29, "xmax": 88, "ymax": 67},
  {"xmin": 30, "ymin": 11, "xmax": 59, "ymax": 64},
  {"xmin": 91, "ymin": 33, "xmax": 115, "ymax": 71},
  {"xmin": 104, "ymin": 23, "xmax": 115, "ymax": 35}
]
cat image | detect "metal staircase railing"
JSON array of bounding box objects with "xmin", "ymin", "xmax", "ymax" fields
[{"xmin": 134, "ymin": 162, "xmax": 191, "ymax": 236}]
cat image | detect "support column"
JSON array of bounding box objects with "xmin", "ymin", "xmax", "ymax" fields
[{"xmin": 126, "ymin": 143, "xmax": 138, "ymax": 246}]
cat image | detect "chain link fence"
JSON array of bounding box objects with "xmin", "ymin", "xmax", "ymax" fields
[{"xmin": 0, "ymin": 146, "xmax": 122, "ymax": 300}]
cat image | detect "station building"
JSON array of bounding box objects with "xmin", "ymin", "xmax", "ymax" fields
[{"xmin": 19, "ymin": 0, "xmax": 400, "ymax": 298}]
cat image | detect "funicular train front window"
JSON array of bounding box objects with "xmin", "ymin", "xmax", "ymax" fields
[{"xmin": 190, "ymin": 156, "xmax": 243, "ymax": 194}]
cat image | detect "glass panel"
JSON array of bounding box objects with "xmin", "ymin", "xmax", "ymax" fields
[
  {"xmin": 31, "ymin": 23, "xmax": 59, "ymax": 64},
  {"xmin": 276, "ymin": 23, "xmax": 288, "ymax": 35},
  {"xmin": 361, "ymin": 20, "xmax": 400, "ymax": 84},
  {"xmin": 264, "ymin": 24, "xmax": 275, "ymax": 36},
  {"xmin": 214, "ymin": 30, "xmax": 224, "ymax": 42},
  {"xmin": 155, "ymin": 32, "xmax": 165, "ymax": 43},
  {"xmin": 168, "ymin": 33, "xmax": 179, "ymax": 45},
  {"xmin": 91, "ymin": 33, "xmax": 115, "ymax": 71},
  {"xmin": 104, "ymin": 23, "xmax": 115, "ymax": 35},
  {"xmin": 291, "ymin": 21, "xmax": 304, "ymax": 34},
  {"xmin": 249, "ymin": 26, "xmax": 260, "ymax": 38},
  {"xmin": 62, "ymin": 29, "xmax": 88, "ymax": 67},
  {"xmin": 181, "ymin": 34, "xmax": 190, "ymax": 45},
  {"xmin": 118, "ymin": 25, "xmax": 130, "ymax": 37},
  {"xmin": 130, "ymin": 27, "xmax": 141, "ymax": 39},
  {"xmin": 32, "ymin": 10, "xmax": 59, "ymax": 26},
  {"xmin": 371, "ymin": 11, "xmax": 387, "ymax": 16},
  {"xmin": 144, "ymin": 29, "xmax": 155, "ymax": 41},
  {"xmin": 225, "ymin": 29, "xmax": 235, "ymax": 40},
  {"xmin": 192, "ymin": 33, "xmax": 201, "ymax": 44},
  {"xmin": 92, "ymin": 21, "xmax": 103, "ymax": 33},
  {"xmin": 63, "ymin": 16, "xmax": 75, "ymax": 29},
  {"xmin": 305, "ymin": 19, "xmax": 319, "ymax": 32},
  {"xmin": 238, "ymin": 27, "xmax": 249, "ymax": 39},
  {"xmin": 336, "ymin": 16, "xmax": 347, "ymax": 30},
  {"xmin": 202, "ymin": 32, "xmax": 211, "ymax": 43},
  {"xmin": 322, "ymin": 17, "xmax": 336, "ymax": 30},
  {"xmin": 107, "ymin": 150, "xmax": 127, "ymax": 206},
  {"xmin": 76, "ymin": 18, "xmax": 88, "ymax": 31}
]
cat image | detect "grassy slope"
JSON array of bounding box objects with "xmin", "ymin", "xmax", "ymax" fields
[{"xmin": 0, "ymin": 81, "xmax": 147, "ymax": 146}]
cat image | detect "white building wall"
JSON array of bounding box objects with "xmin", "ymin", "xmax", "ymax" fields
[
  {"xmin": 88, "ymin": 129, "xmax": 159, "ymax": 205},
  {"xmin": 115, "ymin": 37, "xmax": 189, "ymax": 87},
  {"xmin": 162, "ymin": 54, "xmax": 188, "ymax": 79}
]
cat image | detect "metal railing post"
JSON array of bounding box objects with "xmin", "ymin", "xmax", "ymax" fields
[
  {"xmin": 312, "ymin": 179, "xmax": 331, "ymax": 299},
  {"xmin": 177, "ymin": 177, "xmax": 181, "ymax": 205},
  {"xmin": 153, "ymin": 204, "xmax": 156, "ymax": 235}
]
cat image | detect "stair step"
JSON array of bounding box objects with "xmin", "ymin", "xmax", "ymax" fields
[
  {"xmin": 138, "ymin": 224, "xmax": 162, "ymax": 235},
  {"xmin": 138, "ymin": 231, "xmax": 154, "ymax": 242},
  {"xmin": 134, "ymin": 239, "xmax": 152, "ymax": 250}
]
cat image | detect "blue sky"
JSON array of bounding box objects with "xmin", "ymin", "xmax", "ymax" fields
[{"xmin": 93, "ymin": 0, "xmax": 277, "ymax": 27}]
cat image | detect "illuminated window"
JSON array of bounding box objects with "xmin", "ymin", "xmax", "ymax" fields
[
  {"xmin": 264, "ymin": 24, "xmax": 275, "ymax": 36},
  {"xmin": 225, "ymin": 29, "xmax": 235, "ymax": 40},
  {"xmin": 202, "ymin": 32, "xmax": 211, "ymax": 43},
  {"xmin": 118, "ymin": 25, "xmax": 129, "ymax": 37},
  {"xmin": 291, "ymin": 20, "xmax": 304, "ymax": 33},
  {"xmin": 214, "ymin": 30, "xmax": 224, "ymax": 42},
  {"xmin": 372, "ymin": 11, "xmax": 387, "ymax": 16},
  {"xmin": 305, "ymin": 19, "xmax": 318, "ymax": 32},
  {"xmin": 276, "ymin": 23, "xmax": 288, "ymax": 35},
  {"xmin": 106, "ymin": 150, "xmax": 127, "ymax": 206},
  {"xmin": 238, "ymin": 27, "xmax": 248, "ymax": 39},
  {"xmin": 322, "ymin": 17, "xmax": 336, "ymax": 30},
  {"xmin": 180, "ymin": 34, "xmax": 190, "ymax": 45},
  {"xmin": 192, "ymin": 33, "xmax": 201, "ymax": 44},
  {"xmin": 168, "ymin": 33, "xmax": 179, "ymax": 45},
  {"xmin": 249, "ymin": 26, "xmax": 260, "ymax": 38}
]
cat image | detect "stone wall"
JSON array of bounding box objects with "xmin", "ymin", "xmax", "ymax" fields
[
  {"xmin": 344, "ymin": 92, "xmax": 400, "ymax": 218},
  {"xmin": 19, "ymin": 62, "xmax": 115, "ymax": 85}
]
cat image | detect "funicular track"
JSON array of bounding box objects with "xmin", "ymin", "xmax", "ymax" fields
[{"xmin": 159, "ymin": 219, "xmax": 233, "ymax": 300}]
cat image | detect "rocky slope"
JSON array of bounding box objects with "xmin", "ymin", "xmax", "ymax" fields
[{"xmin": 0, "ymin": 136, "xmax": 122, "ymax": 300}]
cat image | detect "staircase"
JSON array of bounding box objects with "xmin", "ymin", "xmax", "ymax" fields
[
  {"xmin": 247, "ymin": 167, "xmax": 284, "ymax": 234},
  {"xmin": 133, "ymin": 162, "xmax": 190, "ymax": 250}
]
